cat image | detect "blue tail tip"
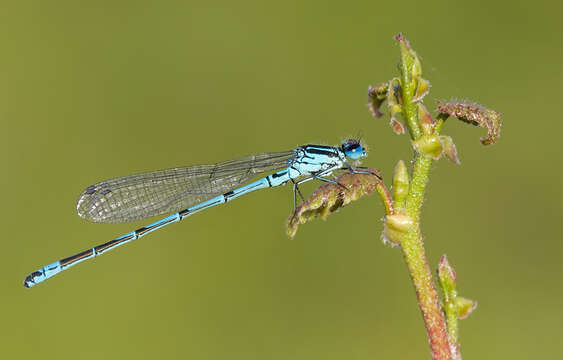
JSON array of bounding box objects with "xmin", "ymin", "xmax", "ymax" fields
[{"xmin": 24, "ymin": 272, "xmax": 40, "ymax": 288}]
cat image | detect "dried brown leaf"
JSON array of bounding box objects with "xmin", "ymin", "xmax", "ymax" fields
[
  {"xmin": 437, "ymin": 100, "xmax": 502, "ymax": 145},
  {"xmin": 286, "ymin": 169, "xmax": 382, "ymax": 239}
]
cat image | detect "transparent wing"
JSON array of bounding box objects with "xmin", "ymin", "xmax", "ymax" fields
[{"xmin": 76, "ymin": 151, "xmax": 295, "ymax": 224}]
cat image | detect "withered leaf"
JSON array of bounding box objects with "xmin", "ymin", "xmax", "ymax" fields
[
  {"xmin": 287, "ymin": 169, "xmax": 382, "ymax": 239},
  {"xmin": 437, "ymin": 100, "xmax": 502, "ymax": 145}
]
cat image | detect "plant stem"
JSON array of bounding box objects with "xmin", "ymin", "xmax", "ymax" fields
[
  {"xmin": 376, "ymin": 181, "xmax": 395, "ymax": 215},
  {"xmin": 395, "ymin": 33, "xmax": 452, "ymax": 359},
  {"xmin": 402, "ymin": 154, "xmax": 452, "ymax": 360}
]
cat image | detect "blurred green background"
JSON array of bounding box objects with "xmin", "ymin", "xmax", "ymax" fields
[{"xmin": 1, "ymin": 0, "xmax": 561, "ymax": 359}]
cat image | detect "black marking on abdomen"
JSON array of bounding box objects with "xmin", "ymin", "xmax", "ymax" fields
[
  {"xmin": 223, "ymin": 191, "xmax": 234, "ymax": 201},
  {"xmin": 135, "ymin": 226, "xmax": 150, "ymax": 236},
  {"xmin": 94, "ymin": 234, "xmax": 135, "ymax": 254},
  {"xmin": 265, "ymin": 176, "xmax": 272, "ymax": 187},
  {"xmin": 178, "ymin": 209, "xmax": 190, "ymax": 217},
  {"xmin": 60, "ymin": 249, "xmax": 94, "ymax": 267},
  {"xmin": 135, "ymin": 217, "xmax": 176, "ymax": 237}
]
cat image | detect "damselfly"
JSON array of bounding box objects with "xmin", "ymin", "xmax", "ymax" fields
[{"xmin": 24, "ymin": 139, "xmax": 373, "ymax": 288}]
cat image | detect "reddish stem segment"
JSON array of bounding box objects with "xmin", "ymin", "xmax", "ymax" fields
[
  {"xmin": 402, "ymin": 231, "xmax": 452, "ymax": 359},
  {"xmin": 402, "ymin": 155, "xmax": 452, "ymax": 359}
]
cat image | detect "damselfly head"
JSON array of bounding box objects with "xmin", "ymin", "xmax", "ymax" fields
[{"xmin": 341, "ymin": 139, "xmax": 367, "ymax": 160}]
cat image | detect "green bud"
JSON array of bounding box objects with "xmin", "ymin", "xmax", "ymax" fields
[
  {"xmin": 437, "ymin": 255, "xmax": 462, "ymax": 359},
  {"xmin": 438, "ymin": 255, "xmax": 457, "ymax": 294},
  {"xmin": 417, "ymin": 103, "xmax": 435, "ymax": 134},
  {"xmin": 396, "ymin": 34, "xmax": 411, "ymax": 78},
  {"xmin": 383, "ymin": 214, "xmax": 414, "ymax": 247},
  {"xmin": 412, "ymin": 134, "xmax": 443, "ymax": 160},
  {"xmin": 412, "ymin": 52, "xmax": 422, "ymax": 80},
  {"xmin": 456, "ymin": 296, "xmax": 478, "ymax": 320},
  {"xmin": 391, "ymin": 104, "xmax": 402, "ymax": 114},
  {"xmin": 413, "ymin": 78, "xmax": 431, "ymax": 102},
  {"xmin": 392, "ymin": 160, "xmax": 409, "ymax": 204}
]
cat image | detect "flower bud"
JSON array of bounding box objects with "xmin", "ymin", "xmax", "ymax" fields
[
  {"xmin": 456, "ymin": 296, "xmax": 478, "ymax": 320},
  {"xmin": 412, "ymin": 134, "xmax": 443, "ymax": 160},
  {"xmin": 392, "ymin": 160, "xmax": 409, "ymax": 204},
  {"xmin": 438, "ymin": 255, "xmax": 457, "ymax": 293},
  {"xmin": 413, "ymin": 78, "xmax": 431, "ymax": 102},
  {"xmin": 395, "ymin": 33, "xmax": 421, "ymax": 87},
  {"xmin": 417, "ymin": 103, "xmax": 435, "ymax": 134},
  {"xmin": 383, "ymin": 214, "xmax": 414, "ymax": 246}
]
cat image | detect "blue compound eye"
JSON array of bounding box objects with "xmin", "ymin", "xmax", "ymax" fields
[{"xmin": 342, "ymin": 139, "xmax": 366, "ymax": 160}]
